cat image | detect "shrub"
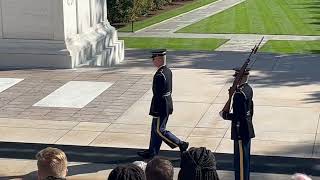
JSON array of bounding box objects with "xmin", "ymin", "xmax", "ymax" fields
[
  {"xmin": 107, "ymin": 0, "xmax": 180, "ymax": 24},
  {"xmin": 108, "ymin": 0, "xmax": 134, "ymax": 23}
]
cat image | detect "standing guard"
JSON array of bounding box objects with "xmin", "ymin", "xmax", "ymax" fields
[
  {"xmin": 220, "ymin": 68, "xmax": 255, "ymax": 180},
  {"xmin": 137, "ymin": 49, "xmax": 189, "ymax": 159}
]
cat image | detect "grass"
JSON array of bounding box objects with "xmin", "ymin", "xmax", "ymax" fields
[
  {"xmin": 119, "ymin": 37, "xmax": 228, "ymax": 50},
  {"xmin": 178, "ymin": 0, "xmax": 320, "ymax": 35},
  {"xmin": 119, "ymin": 0, "xmax": 217, "ymax": 32},
  {"xmin": 260, "ymin": 40, "xmax": 320, "ymax": 54}
]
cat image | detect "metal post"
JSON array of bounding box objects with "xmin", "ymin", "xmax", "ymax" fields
[{"xmin": 131, "ymin": 21, "xmax": 134, "ymax": 32}]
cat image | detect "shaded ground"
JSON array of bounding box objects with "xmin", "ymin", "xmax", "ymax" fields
[{"xmin": 0, "ymin": 50, "xmax": 319, "ymax": 179}]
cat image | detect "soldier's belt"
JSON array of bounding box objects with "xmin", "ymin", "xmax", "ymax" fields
[{"xmin": 162, "ymin": 92, "xmax": 171, "ymax": 97}]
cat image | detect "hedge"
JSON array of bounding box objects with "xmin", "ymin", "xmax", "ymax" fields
[{"xmin": 107, "ymin": 0, "xmax": 178, "ymax": 24}]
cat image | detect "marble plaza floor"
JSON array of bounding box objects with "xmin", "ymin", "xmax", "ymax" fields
[{"xmin": 0, "ymin": 50, "xmax": 320, "ymax": 178}]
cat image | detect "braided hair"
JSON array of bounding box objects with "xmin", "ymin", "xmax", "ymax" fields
[
  {"xmin": 178, "ymin": 147, "xmax": 219, "ymax": 180},
  {"xmin": 108, "ymin": 164, "xmax": 146, "ymax": 180}
]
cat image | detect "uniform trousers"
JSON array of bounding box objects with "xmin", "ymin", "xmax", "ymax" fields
[
  {"xmin": 148, "ymin": 114, "xmax": 181, "ymax": 155},
  {"xmin": 234, "ymin": 139, "xmax": 251, "ymax": 180}
]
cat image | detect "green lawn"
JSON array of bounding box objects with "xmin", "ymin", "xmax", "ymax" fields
[
  {"xmin": 261, "ymin": 40, "xmax": 320, "ymax": 54},
  {"xmin": 178, "ymin": 0, "xmax": 320, "ymax": 35},
  {"xmin": 119, "ymin": 37, "xmax": 228, "ymax": 50},
  {"xmin": 119, "ymin": 0, "xmax": 217, "ymax": 32}
]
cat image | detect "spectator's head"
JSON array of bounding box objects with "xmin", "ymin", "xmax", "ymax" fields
[
  {"xmin": 292, "ymin": 173, "xmax": 312, "ymax": 180},
  {"xmin": 178, "ymin": 147, "xmax": 219, "ymax": 180},
  {"xmin": 145, "ymin": 157, "xmax": 174, "ymax": 180},
  {"xmin": 36, "ymin": 147, "xmax": 68, "ymax": 180},
  {"xmin": 108, "ymin": 164, "xmax": 146, "ymax": 180}
]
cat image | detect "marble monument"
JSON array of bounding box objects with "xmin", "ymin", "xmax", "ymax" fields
[{"xmin": 0, "ymin": 0, "xmax": 124, "ymax": 68}]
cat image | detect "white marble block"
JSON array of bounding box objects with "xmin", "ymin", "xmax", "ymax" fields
[
  {"xmin": 34, "ymin": 81, "xmax": 113, "ymax": 108},
  {"xmin": 2, "ymin": 0, "xmax": 53, "ymax": 39},
  {"xmin": 0, "ymin": 0, "xmax": 124, "ymax": 69},
  {"xmin": 0, "ymin": 78, "xmax": 24, "ymax": 93}
]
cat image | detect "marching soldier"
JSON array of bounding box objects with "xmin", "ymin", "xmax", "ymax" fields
[
  {"xmin": 220, "ymin": 68, "xmax": 255, "ymax": 180},
  {"xmin": 137, "ymin": 49, "xmax": 189, "ymax": 159}
]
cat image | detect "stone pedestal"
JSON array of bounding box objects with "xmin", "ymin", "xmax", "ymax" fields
[{"xmin": 0, "ymin": 0, "xmax": 124, "ymax": 69}]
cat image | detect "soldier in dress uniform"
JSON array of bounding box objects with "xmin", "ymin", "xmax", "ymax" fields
[
  {"xmin": 137, "ymin": 49, "xmax": 189, "ymax": 159},
  {"xmin": 219, "ymin": 68, "xmax": 255, "ymax": 180}
]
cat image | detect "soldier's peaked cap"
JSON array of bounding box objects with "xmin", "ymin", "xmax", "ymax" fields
[
  {"xmin": 233, "ymin": 67, "xmax": 250, "ymax": 76},
  {"xmin": 151, "ymin": 49, "xmax": 167, "ymax": 58}
]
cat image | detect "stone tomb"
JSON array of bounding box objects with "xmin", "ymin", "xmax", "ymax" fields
[{"xmin": 0, "ymin": 0, "xmax": 124, "ymax": 68}]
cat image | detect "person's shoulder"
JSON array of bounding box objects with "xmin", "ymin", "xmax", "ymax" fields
[
  {"xmin": 244, "ymin": 83, "xmax": 252, "ymax": 89},
  {"xmin": 243, "ymin": 83, "xmax": 253, "ymax": 94},
  {"xmin": 155, "ymin": 69, "xmax": 166, "ymax": 79},
  {"xmin": 164, "ymin": 65, "xmax": 171, "ymax": 72}
]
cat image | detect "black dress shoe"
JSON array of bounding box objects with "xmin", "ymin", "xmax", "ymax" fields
[
  {"xmin": 137, "ymin": 150, "xmax": 154, "ymax": 159},
  {"xmin": 179, "ymin": 141, "xmax": 189, "ymax": 152}
]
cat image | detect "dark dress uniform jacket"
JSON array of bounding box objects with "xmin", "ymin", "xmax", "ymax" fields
[
  {"xmin": 149, "ymin": 66, "xmax": 173, "ymax": 117},
  {"xmin": 225, "ymin": 83, "xmax": 255, "ymax": 140}
]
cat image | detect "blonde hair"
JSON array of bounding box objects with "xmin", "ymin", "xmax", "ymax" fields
[{"xmin": 36, "ymin": 147, "xmax": 68, "ymax": 179}]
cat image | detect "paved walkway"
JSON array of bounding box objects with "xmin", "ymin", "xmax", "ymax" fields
[
  {"xmin": 0, "ymin": 50, "xmax": 319, "ymax": 157},
  {"xmin": 0, "ymin": 50, "xmax": 320, "ymax": 178},
  {"xmin": 215, "ymin": 37, "xmax": 268, "ymax": 51}
]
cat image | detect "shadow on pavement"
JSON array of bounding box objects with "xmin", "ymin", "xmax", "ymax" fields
[{"xmin": 0, "ymin": 141, "xmax": 319, "ymax": 178}]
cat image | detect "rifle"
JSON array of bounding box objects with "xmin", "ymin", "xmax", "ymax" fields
[{"xmin": 221, "ymin": 37, "xmax": 264, "ymax": 113}]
